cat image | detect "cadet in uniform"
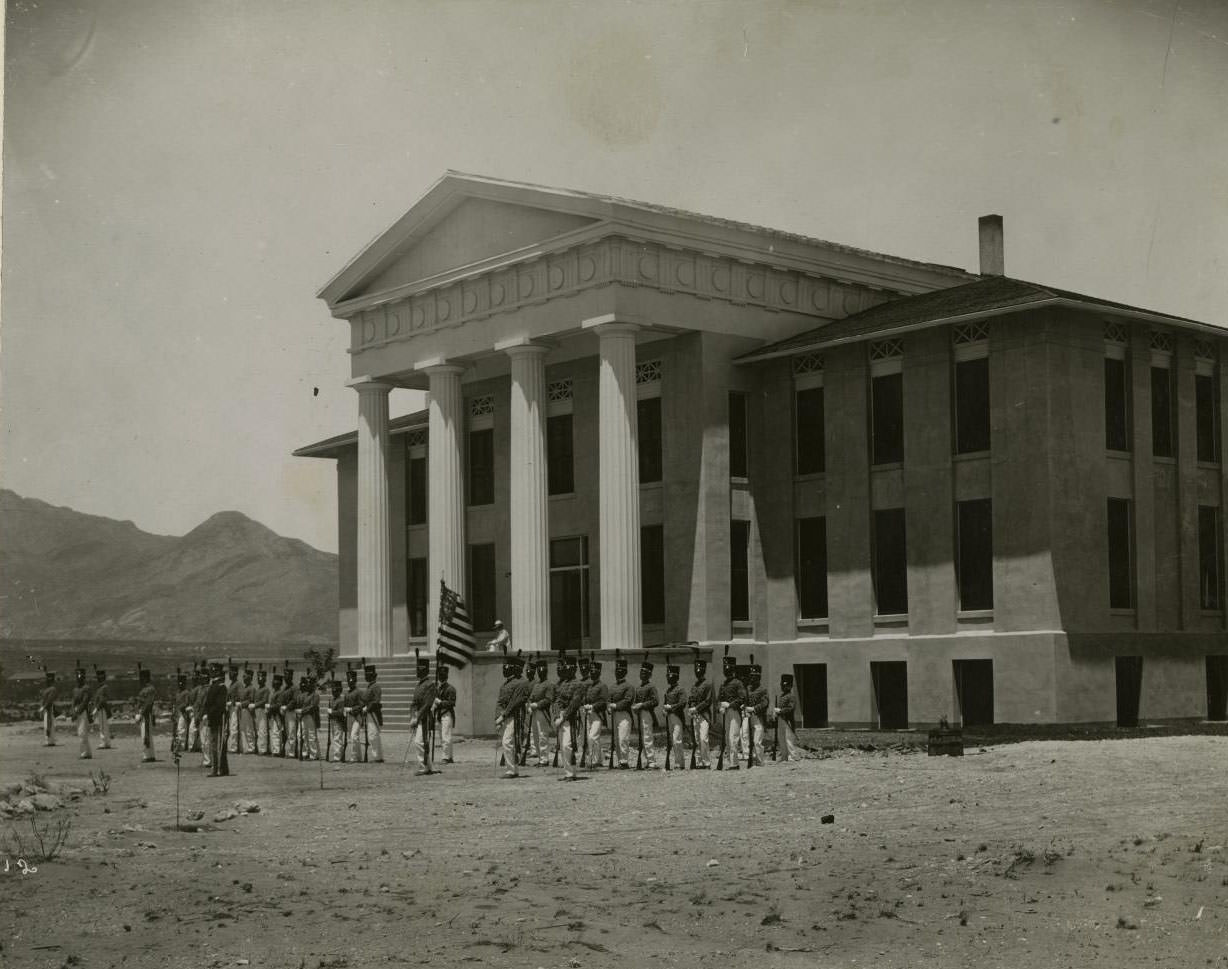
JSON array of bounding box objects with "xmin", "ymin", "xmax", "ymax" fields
[
  {"xmin": 743, "ymin": 659, "xmax": 768, "ymax": 767},
  {"xmin": 265, "ymin": 669, "xmax": 284, "ymax": 756},
  {"xmin": 363, "ymin": 663, "xmax": 384, "ymax": 763},
  {"xmin": 197, "ymin": 664, "xmax": 214, "ymax": 767},
  {"xmin": 226, "ymin": 663, "xmax": 241, "ymax": 753},
  {"xmin": 252, "ymin": 666, "xmax": 271, "ymax": 755},
  {"xmin": 661, "ymin": 662, "xmax": 686, "ymax": 770},
  {"xmin": 39, "ymin": 670, "xmax": 58, "ymax": 747},
  {"xmin": 326, "ymin": 678, "xmax": 346, "ymax": 762},
  {"xmin": 685, "ymin": 654, "xmax": 713, "ymax": 768},
  {"xmin": 343, "ymin": 666, "xmax": 364, "ymax": 763},
  {"xmin": 174, "ymin": 668, "xmax": 191, "ymax": 752},
  {"xmin": 527, "ymin": 657, "xmax": 555, "ymax": 767},
  {"xmin": 188, "ymin": 665, "xmax": 206, "ymax": 755},
  {"xmin": 408, "ymin": 651, "xmax": 437, "ymax": 775},
  {"xmin": 631, "ymin": 659, "xmax": 659, "ymax": 770},
  {"xmin": 607, "ymin": 654, "xmax": 634, "ymax": 769},
  {"xmin": 552, "ymin": 653, "xmax": 583, "ymax": 780},
  {"xmin": 583, "ymin": 660, "xmax": 609, "ymax": 769},
  {"xmin": 136, "ymin": 663, "xmax": 157, "ymax": 762},
  {"xmin": 282, "ymin": 668, "xmax": 300, "ymax": 759},
  {"xmin": 71, "ymin": 665, "xmax": 93, "ymax": 760},
  {"xmin": 238, "ymin": 665, "xmax": 256, "ymax": 754},
  {"xmin": 494, "ymin": 652, "xmax": 529, "ymax": 778},
  {"xmin": 516, "ymin": 659, "xmax": 536, "ymax": 763},
  {"xmin": 773, "ymin": 673, "xmax": 801, "ymax": 762},
  {"xmin": 716, "ymin": 651, "xmax": 747, "ymax": 770},
  {"xmin": 433, "ymin": 664, "xmax": 457, "ymax": 764},
  {"xmin": 92, "ymin": 667, "xmax": 113, "ymax": 749},
  {"xmin": 300, "ymin": 669, "xmax": 320, "ymax": 760},
  {"xmin": 204, "ymin": 663, "xmax": 230, "ymax": 776}
]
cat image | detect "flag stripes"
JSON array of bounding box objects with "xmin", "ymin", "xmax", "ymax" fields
[{"xmin": 436, "ymin": 579, "xmax": 476, "ymax": 668}]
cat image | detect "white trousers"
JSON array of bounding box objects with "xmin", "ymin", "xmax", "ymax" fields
[
  {"xmin": 268, "ymin": 714, "xmax": 284, "ymax": 757},
  {"xmin": 635, "ymin": 710, "xmax": 658, "ymax": 768},
  {"xmin": 611, "ymin": 710, "xmax": 632, "ymax": 766},
  {"xmin": 499, "ymin": 717, "xmax": 519, "ymax": 775},
  {"xmin": 239, "ymin": 708, "xmax": 256, "ymax": 753},
  {"xmin": 689, "ymin": 714, "xmax": 710, "ymax": 767},
  {"xmin": 585, "ymin": 713, "xmax": 604, "ymax": 768},
  {"xmin": 188, "ymin": 713, "xmax": 201, "ymax": 751},
  {"xmin": 285, "ymin": 711, "xmax": 300, "ymax": 758},
  {"xmin": 200, "ymin": 721, "xmax": 212, "ymax": 766},
  {"xmin": 412, "ymin": 718, "xmax": 433, "ymax": 772},
  {"xmin": 721, "ymin": 710, "xmax": 742, "ymax": 769},
  {"xmin": 327, "ymin": 717, "xmax": 346, "ymax": 761},
  {"xmin": 665, "ymin": 713, "xmax": 685, "ymax": 769},
  {"xmin": 776, "ymin": 719, "xmax": 801, "ymax": 761},
  {"xmin": 346, "ymin": 715, "xmax": 364, "ymax": 762},
  {"xmin": 175, "ymin": 712, "xmax": 189, "ymax": 752},
  {"xmin": 43, "ymin": 708, "xmax": 56, "ymax": 745},
  {"xmin": 366, "ymin": 715, "xmax": 383, "ymax": 762},
  {"xmin": 255, "ymin": 709, "xmax": 269, "ymax": 754},
  {"xmin": 742, "ymin": 713, "xmax": 764, "ymax": 766},
  {"xmin": 437, "ymin": 711, "xmax": 454, "ymax": 761},
  {"xmin": 228, "ymin": 707, "xmax": 240, "ymax": 752},
  {"xmin": 530, "ymin": 709, "xmax": 553, "ymax": 765},
  {"xmin": 559, "ymin": 720, "xmax": 577, "ymax": 778},
  {"xmin": 76, "ymin": 712, "xmax": 93, "ymax": 759},
  {"xmin": 140, "ymin": 714, "xmax": 156, "ymax": 761},
  {"xmin": 96, "ymin": 709, "xmax": 112, "ymax": 748}
]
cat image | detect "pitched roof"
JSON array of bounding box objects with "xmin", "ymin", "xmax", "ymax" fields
[
  {"xmin": 293, "ymin": 409, "xmax": 428, "ymax": 459},
  {"xmin": 736, "ymin": 275, "xmax": 1224, "ymax": 363}
]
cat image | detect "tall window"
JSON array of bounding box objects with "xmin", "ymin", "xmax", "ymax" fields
[
  {"xmin": 550, "ymin": 536, "xmax": 590, "ymax": 650},
  {"xmin": 1106, "ymin": 498, "xmax": 1134, "ymax": 609},
  {"xmin": 870, "ymin": 340, "xmax": 904, "ymax": 465},
  {"xmin": 956, "ymin": 499, "xmax": 994, "ymax": 611},
  {"xmin": 641, "ymin": 524, "xmax": 665, "ymax": 625},
  {"xmin": 407, "ymin": 454, "xmax": 427, "ymax": 525},
  {"xmin": 547, "ymin": 414, "xmax": 574, "ymax": 495},
  {"xmin": 637, "ymin": 397, "xmax": 663, "ymax": 483},
  {"xmin": 467, "ymin": 429, "xmax": 495, "ymax": 505},
  {"xmin": 407, "ymin": 557, "xmax": 427, "ymax": 638},
  {"xmin": 1199, "ymin": 506, "xmax": 1223, "ymax": 611},
  {"xmin": 1151, "ymin": 366, "xmax": 1175, "ymax": 458},
  {"xmin": 872, "ymin": 508, "xmax": 908, "ymax": 615},
  {"xmin": 795, "ymin": 386, "xmax": 825, "ymax": 475},
  {"xmin": 468, "ymin": 543, "xmax": 496, "ymax": 631},
  {"xmin": 1104, "ymin": 330, "xmax": 1131, "ymax": 451},
  {"xmin": 729, "ymin": 391, "xmax": 748, "ymax": 478},
  {"xmin": 730, "ymin": 519, "xmax": 750, "ymax": 623},
  {"xmin": 796, "ymin": 516, "xmax": 828, "ymax": 620},
  {"xmin": 953, "ymin": 323, "xmax": 990, "ymax": 454},
  {"xmin": 1196, "ymin": 372, "xmax": 1220, "ymax": 463}
]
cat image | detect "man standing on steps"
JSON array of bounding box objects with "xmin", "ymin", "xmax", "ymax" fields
[
  {"xmin": 433, "ymin": 664, "xmax": 457, "ymax": 764},
  {"xmin": 685, "ymin": 654, "xmax": 713, "ymax": 769},
  {"xmin": 238, "ymin": 665, "xmax": 256, "ymax": 755},
  {"xmin": 136, "ymin": 664, "xmax": 158, "ymax": 763},
  {"xmin": 39, "ymin": 669, "xmax": 58, "ymax": 747},
  {"xmin": 494, "ymin": 652, "xmax": 528, "ymax": 778},
  {"xmin": 608, "ymin": 653, "xmax": 634, "ymax": 769},
  {"xmin": 631, "ymin": 659, "xmax": 659, "ymax": 770},
  {"xmin": 343, "ymin": 666, "xmax": 364, "ymax": 763},
  {"xmin": 408, "ymin": 651, "xmax": 437, "ymax": 776},
  {"xmin": 363, "ymin": 663, "xmax": 384, "ymax": 763},
  {"xmin": 92, "ymin": 667, "xmax": 113, "ymax": 750},
  {"xmin": 583, "ymin": 660, "xmax": 609, "ymax": 769},
  {"xmin": 71, "ymin": 665, "xmax": 93, "ymax": 760},
  {"xmin": 527, "ymin": 656, "xmax": 555, "ymax": 767}
]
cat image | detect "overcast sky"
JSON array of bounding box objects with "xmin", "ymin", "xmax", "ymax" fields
[{"xmin": 3, "ymin": 0, "xmax": 1227, "ymax": 553}]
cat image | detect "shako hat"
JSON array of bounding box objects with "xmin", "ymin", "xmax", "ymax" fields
[
  {"xmin": 176, "ymin": 666, "xmax": 187, "ymax": 688},
  {"xmin": 242, "ymin": 662, "xmax": 254, "ymax": 680},
  {"xmin": 435, "ymin": 661, "xmax": 449, "ymax": 680},
  {"xmin": 415, "ymin": 649, "xmax": 430, "ymax": 677},
  {"xmin": 209, "ymin": 661, "xmax": 224, "ymax": 679},
  {"xmin": 256, "ymin": 664, "xmax": 267, "ymax": 683},
  {"xmin": 283, "ymin": 666, "xmax": 295, "ymax": 684},
  {"xmin": 44, "ymin": 668, "xmax": 56, "ymax": 683},
  {"xmin": 330, "ymin": 677, "xmax": 343, "ymax": 694},
  {"xmin": 227, "ymin": 657, "xmax": 239, "ymax": 677},
  {"xmin": 722, "ymin": 644, "xmax": 737, "ymax": 676},
  {"xmin": 344, "ymin": 663, "xmax": 358, "ymax": 684},
  {"xmin": 94, "ymin": 664, "xmax": 106, "ymax": 681},
  {"xmin": 614, "ymin": 649, "xmax": 628, "ymax": 677},
  {"xmin": 577, "ymin": 653, "xmax": 591, "ymax": 677},
  {"xmin": 692, "ymin": 644, "xmax": 707, "ymax": 676},
  {"xmin": 75, "ymin": 662, "xmax": 87, "ymax": 684},
  {"xmin": 748, "ymin": 654, "xmax": 762, "ymax": 680},
  {"xmin": 535, "ymin": 655, "xmax": 549, "ymax": 675},
  {"xmin": 364, "ymin": 662, "xmax": 377, "ymax": 680},
  {"xmin": 588, "ymin": 659, "xmax": 602, "ymax": 676},
  {"xmin": 137, "ymin": 662, "xmax": 151, "ymax": 683},
  {"xmin": 666, "ymin": 658, "xmax": 680, "ymax": 679},
  {"xmin": 780, "ymin": 672, "xmax": 794, "ymax": 689},
  {"xmin": 639, "ymin": 659, "xmax": 654, "ymax": 676},
  {"xmin": 272, "ymin": 668, "xmax": 284, "ymax": 684}
]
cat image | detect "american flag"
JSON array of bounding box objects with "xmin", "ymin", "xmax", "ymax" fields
[{"xmin": 436, "ymin": 579, "xmax": 477, "ymax": 668}]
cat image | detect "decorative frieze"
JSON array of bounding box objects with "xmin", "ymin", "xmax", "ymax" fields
[
  {"xmin": 792, "ymin": 352, "xmax": 825, "ymax": 376},
  {"xmin": 953, "ymin": 321, "xmax": 989, "ymax": 345},
  {"xmin": 635, "ymin": 360, "xmax": 663, "ymax": 386},
  {"xmin": 870, "ymin": 338, "xmax": 904, "ymax": 361},
  {"xmin": 350, "ymin": 236, "xmax": 893, "ymax": 351},
  {"xmin": 547, "ymin": 379, "xmax": 574, "ymax": 403}
]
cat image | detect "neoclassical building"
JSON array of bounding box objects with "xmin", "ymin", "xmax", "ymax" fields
[{"xmin": 298, "ymin": 172, "xmax": 1228, "ymax": 728}]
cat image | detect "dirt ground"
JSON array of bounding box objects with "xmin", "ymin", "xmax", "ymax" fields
[{"xmin": 1, "ymin": 722, "xmax": 1226, "ymax": 969}]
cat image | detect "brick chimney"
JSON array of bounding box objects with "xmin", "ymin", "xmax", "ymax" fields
[{"xmin": 978, "ymin": 214, "xmax": 1004, "ymax": 276}]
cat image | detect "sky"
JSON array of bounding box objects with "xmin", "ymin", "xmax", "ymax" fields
[{"xmin": 2, "ymin": 0, "xmax": 1227, "ymax": 553}]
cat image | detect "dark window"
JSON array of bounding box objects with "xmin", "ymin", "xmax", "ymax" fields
[
  {"xmin": 467, "ymin": 429, "xmax": 494, "ymax": 506},
  {"xmin": 796, "ymin": 517, "xmax": 828, "ymax": 619},
  {"xmin": 795, "ymin": 387, "xmax": 825, "ymax": 475},
  {"xmin": 872, "ymin": 508, "xmax": 908, "ymax": 615},
  {"xmin": 954, "ymin": 659, "xmax": 994, "ymax": 727},
  {"xmin": 408, "ymin": 557, "xmax": 427, "ymax": 638},
  {"xmin": 794, "ymin": 663, "xmax": 828, "ymax": 727},
  {"xmin": 729, "ymin": 392, "xmax": 748, "ymax": 478},
  {"xmin": 547, "ymin": 414, "xmax": 574, "ymax": 495},
  {"xmin": 1199, "ymin": 506, "xmax": 1223, "ymax": 611},
  {"xmin": 1115, "ymin": 656, "xmax": 1143, "ymax": 728},
  {"xmin": 1105, "ymin": 357, "xmax": 1131, "ymax": 451},
  {"xmin": 640, "ymin": 524, "xmax": 665, "ymax": 624},
  {"xmin": 956, "ymin": 499, "xmax": 994, "ymax": 611},
  {"xmin": 637, "ymin": 397, "xmax": 663, "ymax": 483},
  {"xmin": 408, "ymin": 455, "xmax": 427, "ymax": 525},
  {"xmin": 954, "ymin": 357, "xmax": 991, "ymax": 453},
  {"xmin": 1196, "ymin": 373, "xmax": 1220, "ymax": 463},
  {"xmin": 872, "ymin": 372, "xmax": 904, "ymax": 464},
  {"xmin": 468, "ymin": 543, "xmax": 496, "ymax": 631},
  {"xmin": 871, "ymin": 661, "xmax": 909, "ymax": 729},
  {"xmin": 1107, "ymin": 498, "xmax": 1134, "ymax": 609},
  {"xmin": 1151, "ymin": 366, "xmax": 1175, "ymax": 458},
  {"xmin": 730, "ymin": 519, "xmax": 750, "ymax": 623},
  {"xmin": 549, "ymin": 536, "xmax": 590, "ymax": 650}
]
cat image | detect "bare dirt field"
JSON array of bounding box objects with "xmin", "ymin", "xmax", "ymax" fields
[{"xmin": 1, "ymin": 722, "xmax": 1226, "ymax": 969}]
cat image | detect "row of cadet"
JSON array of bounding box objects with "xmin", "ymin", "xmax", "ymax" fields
[
  {"xmin": 407, "ymin": 647, "xmax": 802, "ymax": 778},
  {"xmin": 36, "ymin": 663, "xmax": 158, "ymax": 762}
]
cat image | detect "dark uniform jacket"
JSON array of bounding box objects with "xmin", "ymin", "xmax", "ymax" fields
[
  {"xmin": 40, "ymin": 685, "xmax": 58, "ymax": 715},
  {"xmin": 687, "ymin": 679, "xmax": 714, "ymax": 721},
  {"xmin": 496, "ymin": 675, "xmax": 529, "ymax": 720},
  {"xmin": 343, "ymin": 684, "xmax": 364, "ymax": 716},
  {"xmin": 92, "ymin": 683, "xmax": 111, "ymax": 717},
  {"xmin": 746, "ymin": 686, "xmax": 770, "ymax": 720},
  {"xmin": 717, "ymin": 677, "xmax": 748, "ymax": 712},
  {"xmin": 632, "ymin": 683, "xmax": 659, "ymax": 726},
  {"xmin": 434, "ymin": 682, "xmax": 457, "ymax": 719},
  {"xmin": 252, "ymin": 682, "xmax": 270, "ymax": 711},
  {"xmin": 528, "ymin": 679, "xmax": 555, "ymax": 713},
  {"xmin": 777, "ymin": 690, "xmax": 796, "ymax": 724},
  {"xmin": 584, "ymin": 680, "xmax": 610, "ymax": 722},
  {"xmin": 364, "ymin": 682, "xmax": 383, "ymax": 726},
  {"xmin": 71, "ymin": 684, "xmax": 92, "ymax": 719},
  {"xmin": 137, "ymin": 684, "xmax": 157, "ymax": 723},
  {"xmin": 411, "ymin": 680, "xmax": 437, "ymax": 720},
  {"xmin": 204, "ymin": 681, "xmax": 229, "ymax": 728},
  {"xmin": 328, "ymin": 692, "xmax": 346, "ymax": 723},
  {"xmin": 299, "ymin": 687, "xmax": 320, "ymax": 725},
  {"xmin": 238, "ymin": 681, "xmax": 255, "ymax": 709},
  {"xmin": 662, "ymin": 684, "xmax": 687, "ymax": 718},
  {"xmin": 609, "ymin": 680, "xmax": 634, "ymax": 713}
]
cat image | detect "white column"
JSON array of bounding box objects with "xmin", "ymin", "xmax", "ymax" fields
[
  {"xmin": 354, "ymin": 379, "xmax": 394, "ymax": 658},
  {"xmin": 425, "ymin": 364, "xmax": 466, "ymax": 652},
  {"xmin": 593, "ymin": 322, "xmax": 643, "ymax": 649},
  {"xmin": 506, "ymin": 343, "xmax": 551, "ymax": 651}
]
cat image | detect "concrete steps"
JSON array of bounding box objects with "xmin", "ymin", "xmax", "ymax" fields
[{"xmin": 342, "ymin": 658, "xmax": 431, "ymax": 731}]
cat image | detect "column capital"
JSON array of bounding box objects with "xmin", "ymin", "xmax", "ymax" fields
[
  {"xmin": 496, "ymin": 337, "xmax": 552, "ymax": 358},
  {"xmin": 347, "ymin": 376, "xmax": 395, "ymax": 394},
  {"xmin": 414, "ymin": 358, "xmax": 466, "ymax": 377},
  {"xmin": 581, "ymin": 315, "xmax": 640, "ymax": 338}
]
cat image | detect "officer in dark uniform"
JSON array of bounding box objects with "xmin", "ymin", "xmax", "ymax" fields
[
  {"xmin": 203, "ymin": 662, "xmax": 230, "ymax": 776},
  {"xmin": 494, "ymin": 651, "xmax": 529, "ymax": 778},
  {"xmin": 409, "ymin": 651, "xmax": 437, "ymax": 775}
]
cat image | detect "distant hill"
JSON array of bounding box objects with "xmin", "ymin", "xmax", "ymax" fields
[{"xmin": 0, "ymin": 490, "xmax": 338, "ymax": 644}]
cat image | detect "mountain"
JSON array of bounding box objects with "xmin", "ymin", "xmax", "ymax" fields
[{"xmin": 0, "ymin": 490, "xmax": 338, "ymax": 643}]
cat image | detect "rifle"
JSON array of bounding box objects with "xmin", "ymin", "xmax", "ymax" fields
[
  {"xmin": 716, "ymin": 706, "xmax": 729, "ymax": 770},
  {"xmin": 607, "ymin": 708, "xmax": 616, "ymax": 769},
  {"xmin": 689, "ymin": 714, "xmax": 697, "ymax": 770},
  {"xmin": 770, "ymin": 694, "xmax": 778, "ymax": 762},
  {"xmin": 363, "ymin": 710, "xmax": 369, "ymax": 763},
  {"xmin": 579, "ymin": 708, "xmax": 589, "ymax": 769},
  {"xmin": 518, "ymin": 707, "xmax": 531, "ymax": 767},
  {"xmin": 427, "ymin": 708, "xmax": 435, "ymax": 770},
  {"xmin": 325, "ymin": 707, "xmax": 332, "ymax": 763},
  {"xmin": 551, "ymin": 696, "xmax": 561, "ymax": 768},
  {"xmin": 745, "ymin": 708, "xmax": 754, "ymax": 770}
]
